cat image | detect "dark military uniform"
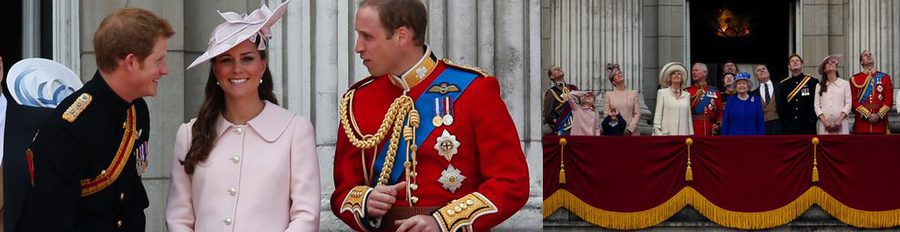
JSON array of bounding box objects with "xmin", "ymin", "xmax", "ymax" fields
[
  {"xmin": 779, "ymin": 72, "xmax": 819, "ymax": 135},
  {"xmin": 543, "ymin": 83, "xmax": 578, "ymax": 135},
  {"xmin": 2, "ymin": 83, "xmax": 53, "ymax": 232},
  {"xmin": 18, "ymin": 72, "xmax": 150, "ymax": 232}
]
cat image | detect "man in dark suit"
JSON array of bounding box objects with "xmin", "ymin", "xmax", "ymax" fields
[
  {"xmin": 1, "ymin": 56, "xmax": 53, "ymax": 232},
  {"xmin": 750, "ymin": 64, "xmax": 784, "ymax": 135}
]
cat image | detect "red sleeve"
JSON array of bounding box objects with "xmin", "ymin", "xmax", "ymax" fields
[
  {"xmin": 458, "ymin": 77, "xmax": 529, "ymax": 230},
  {"xmin": 331, "ymin": 107, "xmax": 372, "ymax": 231},
  {"xmin": 851, "ymin": 74, "xmax": 863, "ymax": 117}
]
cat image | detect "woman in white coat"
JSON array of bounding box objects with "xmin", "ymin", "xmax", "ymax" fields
[
  {"xmin": 166, "ymin": 1, "xmax": 320, "ymax": 231},
  {"xmin": 653, "ymin": 62, "xmax": 694, "ymax": 136}
]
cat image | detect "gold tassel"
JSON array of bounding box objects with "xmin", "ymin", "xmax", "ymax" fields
[
  {"xmin": 686, "ymin": 166, "xmax": 694, "ymax": 182},
  {"xmin": 559, "ymin": 138, "xmax": 567, "ymax": 184},
  {"xmin": 811, "ymin": 137, "xmax": 819, "ymax": 183},
  {"xmin": 685, "ymin": 138, "xmax": 693, "ymax": 182},
  {"xmin": 559, "ymin": 169, "xmax": 566, "ymax": 184},
  {"xmin": 812, "ymin": 166, "xmax": 819, "ymax": 182}
]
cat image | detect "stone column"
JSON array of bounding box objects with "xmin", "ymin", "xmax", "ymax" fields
[{"xmin": 541, "ymin": 0, "xmax": 651, "ymax": 133}]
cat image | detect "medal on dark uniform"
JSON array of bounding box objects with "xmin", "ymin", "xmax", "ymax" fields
[
  {"xmin": 442, "ymin": 97, "xmax": 454, "ymax": 126},
  {"xmin": 135, "ymin": 140, "xmax": 149, "ymax": 175},
  {"xmin": 433, "ymin": 98, "xmax": 443, "ymax": 127}
]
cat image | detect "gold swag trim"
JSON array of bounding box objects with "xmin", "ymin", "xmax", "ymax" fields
[
  {"xmin": 544, "ymin": 186, "xmax": 900, "ymax": 230},
  {"xmin": 815, "ymin": 187, "xmax": 900, "ymax": 228},
  {"xmin": 543, "ymin": 188, "xmax": 688, "ymax": 230}
]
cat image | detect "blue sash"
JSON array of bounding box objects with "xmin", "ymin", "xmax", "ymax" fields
[
  {"xmin": 371, "ymin": 68, "xmax": 479, "ymax": 186},
  {"xmin": 554, "ymin": 112, "xmax": 572, "ymax": 136},
  {"xmin": 693, "ymin": 87, "xmax": 716, "ymax": 114},
  {"xmin": 858, "ymin": 72, "xmax": 884, "ymax": 104}
]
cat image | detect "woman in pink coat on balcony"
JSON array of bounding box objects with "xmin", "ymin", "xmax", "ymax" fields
[{"xmin": 166, "ymin": 1, "xmax": 320, "ymax": 231}]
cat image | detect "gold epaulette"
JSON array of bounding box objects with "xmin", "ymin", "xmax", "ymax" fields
[
  {"xmin": 780, "ymin": 74, "xmax": 815, "ymax": 84},
  {"xmin": 348, "ymin": 76, "xmax": 378, "ymax": 91},
  {"xmin": 780, "ymin": 77, "xmax": 790, "ymax": 84},
  {"xmin": 62, "ymin": 93, "xmax": 92, "ymax": 122},
  {"xmin": 432, "ymin": 192, "xmax": 498, "ymax": 232},
  {"xmin": 340, "ymin": 185, "xmax": 374, "ymax": 230},
  {"xmin": 441, "ymin": 59, "xmax": 490, "ymax": 77}
]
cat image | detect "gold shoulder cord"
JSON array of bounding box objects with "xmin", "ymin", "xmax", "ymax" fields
[{"xmin": 340, "ymin": 89, "xmax": 420, "ymax": 187}]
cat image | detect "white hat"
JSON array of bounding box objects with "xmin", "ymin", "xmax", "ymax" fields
[
  {"xmin": 659, "ymin": 62, "xmax": 687, "ymax": 88},
  {"xmin": 186, "ymin": 0, "xmax": 291, "ymax": 70},
  {"xmin": 6, "ymin": 58, "xmax": 83, "ymax": 108}
]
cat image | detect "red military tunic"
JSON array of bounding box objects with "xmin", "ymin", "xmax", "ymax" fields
[
  {"xmin": 331, "ymin": 49, "xmax": 529, "ymax": 231},
  {"xmin": 685, "ymin": 84, "xmax": 723, "ymax": 136},
  {"xmin": 851, "ymin": 70, "xmax": 893, "ymax": 134}
]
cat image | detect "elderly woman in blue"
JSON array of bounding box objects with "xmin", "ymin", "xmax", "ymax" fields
[{"xmin": 720, "ymin": 72, "xmax": 766, "ymax": 135}]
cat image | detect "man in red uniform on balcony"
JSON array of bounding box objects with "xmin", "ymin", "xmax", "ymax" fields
[
  {"xmin": 851, "ymin": 50, "xmax": 893, "ymax": 134},
  {"xmin": 686, "ymin": 62, "xmax": 723, "ymax": 136},
  {"xmin": 331, "ymin": 0, "xmax": 529, "ymax": 231}
]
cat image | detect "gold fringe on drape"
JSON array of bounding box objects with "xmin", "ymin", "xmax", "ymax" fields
[
  {"xmin": 543, "ymin": 189, "xmax": 688, "ymax": 230},
  {"xmin": 814, "ymin": 187, "xmax": 900, "ymax": 228},
  {"xmin": 687, "ymin": 187, "xmax": 815, "ymax": 229},
  {"xmin": 543, "ymin": 187, "xmax": 900, "ymax": 230}
]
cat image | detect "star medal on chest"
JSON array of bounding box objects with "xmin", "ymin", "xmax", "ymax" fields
[
  {"xmin": 435, "ymin": 129, "xmax": 464, "ymax": 192},
  {"xmin": 434, "ymin": 130, "xmax": 460, "ymax": 161},
  {"xmin": 439, "ymin": 164, "xmax": 465, "ymax": 193},
  {"xmin": 877, "ymin": 84, "xmax": 883, "ymax": 93}
]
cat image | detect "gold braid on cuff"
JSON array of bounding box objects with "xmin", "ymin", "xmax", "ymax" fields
[
  {"xmin": 878, "ymin": 106, "xmax": 890, "ymax": 118},
  {"xmin": 432, "ymin": 192, "xmax": 498, "ymax": 232},
  {"xmin": 340, "ymin": 186, "xmax": 374, "ymax": 230},
  {"xmin": 856, "ymin": 105, "xmax": 871, "ymax": 118}
]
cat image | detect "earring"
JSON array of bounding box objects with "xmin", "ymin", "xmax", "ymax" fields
[
  {"xmin": 260, "ymin": 79, "xmax": 263, "ymax": 84},
  {"xmin": 216, "ymin": 81, "xmax": 220, "ymax": 86}
]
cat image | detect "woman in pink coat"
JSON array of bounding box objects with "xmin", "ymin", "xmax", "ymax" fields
[{"xmin": 166, "ymin": 1, "xmax": 320, "ymax": 231}]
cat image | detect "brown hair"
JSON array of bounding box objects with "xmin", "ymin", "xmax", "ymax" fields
[
  {"xmin": 819, "ymin": 58, "xmax": 840, "ymax": 96},
  {"xmin": 788, "ymin": 53, "xmax": 804, "ymax": 64},
  {"xmin": 180, "ymin": 44, "xmax": 279, "ymax": 174},
  {"xmin": 360, "ymin": 0, "xmax": 428, "ymax": 46},
  {"xmin": 94, "ymin": 8, "xmax": 174, "ymax": 72},
  {"xmin": 606, "ymin": 63, "xmax": 621, "ymax": 85}
]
